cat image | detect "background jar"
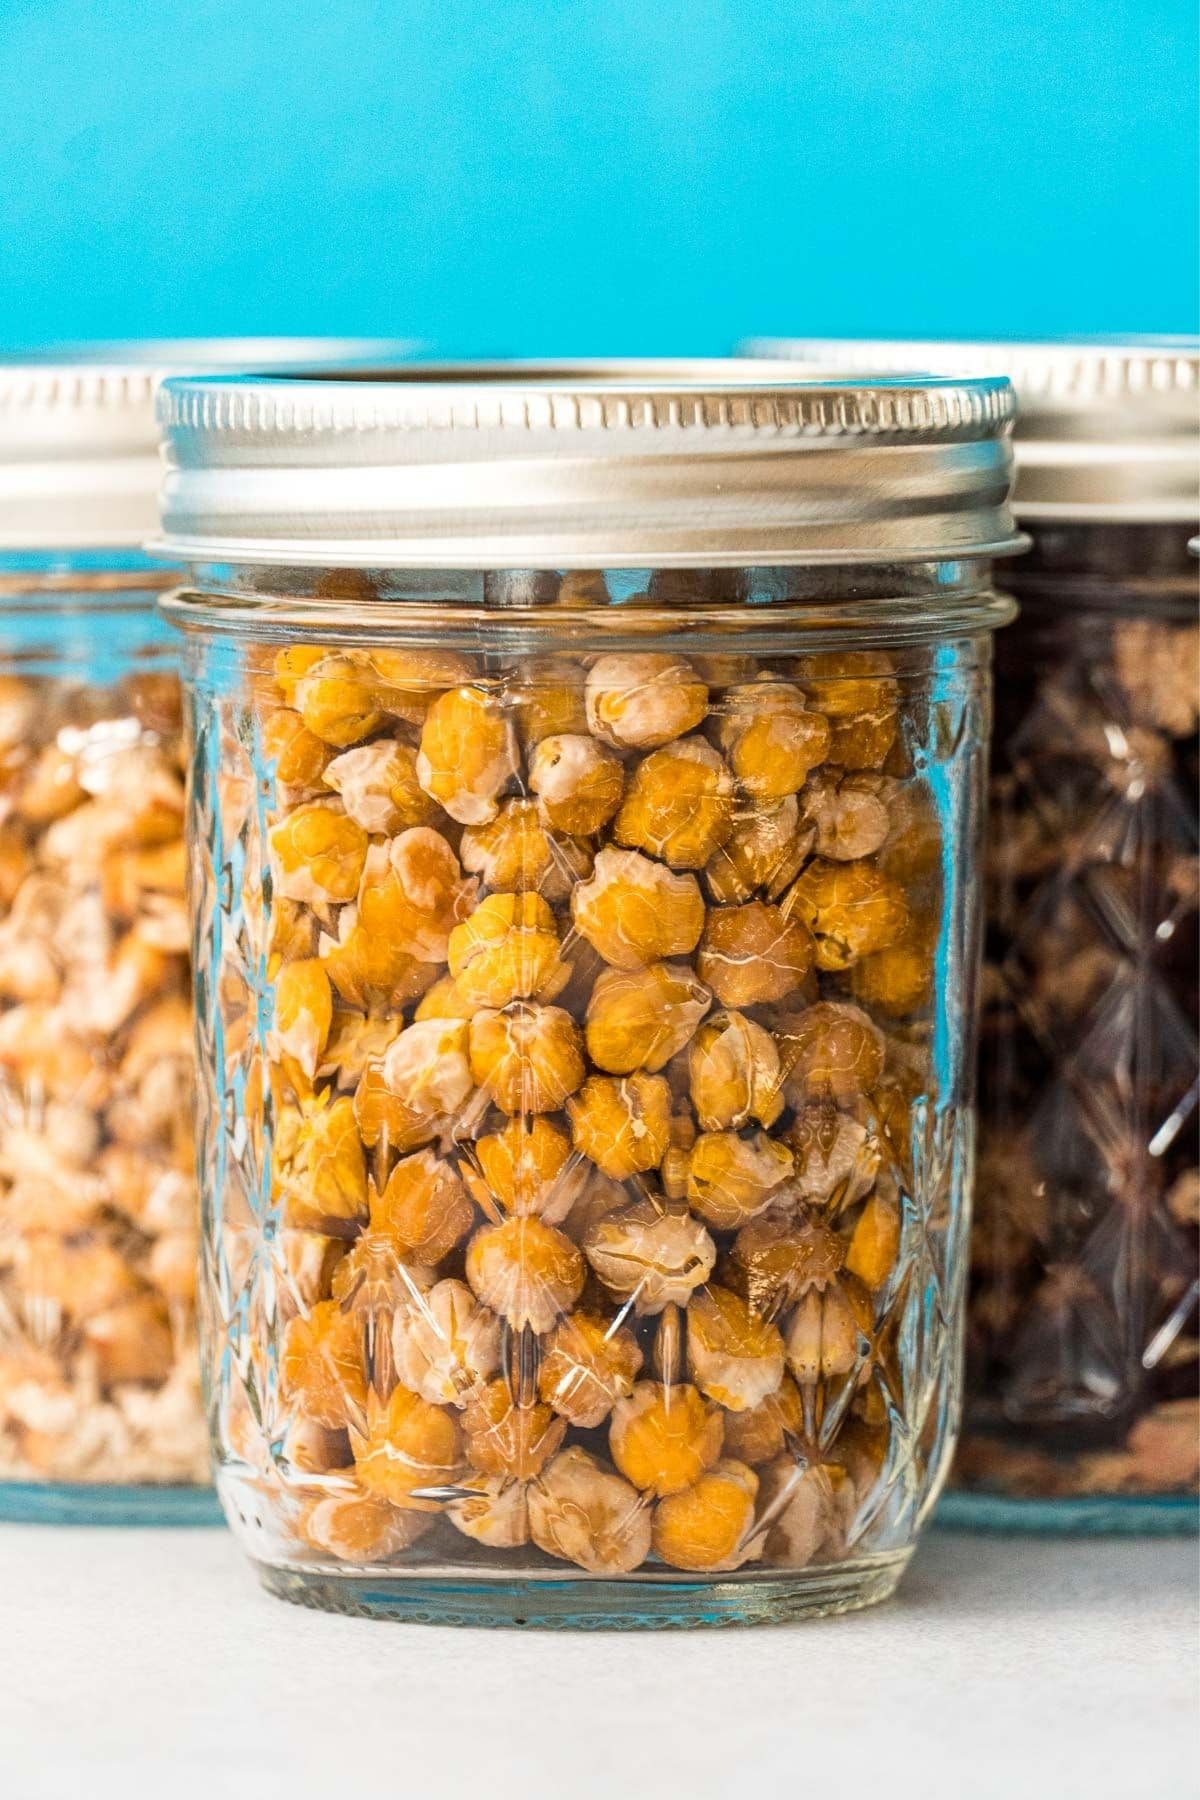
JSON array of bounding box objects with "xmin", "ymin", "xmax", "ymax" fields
[
  {"xmin": 160, "ymin": 366, "xmax": 1020, "ymax": 1624},
  {"xmin": 0, "ymin": 344, "xmax": 411, "ymax": 1524},
  {"xmin": 749, "ymin": 338, "xmax": 1200, "ymax": 1531}
]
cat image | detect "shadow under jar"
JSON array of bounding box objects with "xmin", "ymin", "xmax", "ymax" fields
[
  {"xmin": 159, "ymin": 364, "xmax": 1021, "ymax": 1624},
  {"xmin": 749, "ymin": 338, "xmax": 1200, "ymax": 1531}
]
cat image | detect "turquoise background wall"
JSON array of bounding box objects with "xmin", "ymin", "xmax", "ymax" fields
[{"xmin": 0, "ymin": 0, "xmax": 1194, "ymax": 354}]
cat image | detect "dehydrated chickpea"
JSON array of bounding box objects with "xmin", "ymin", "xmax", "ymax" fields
[
  {"xmin": 757, "ymin": 1456, "xmax": 843, "ymax": 1568},
  {"xmin": 370, "ymin": 1149, "xmax": 475, "ymax": 1267},
  {"xmin": 356, "ymin": 828, "xmax": 477, "ymax": 964},
  {"xmin": 718, "ymin": 678, "xmax": 831, "ymax": 799},
  {"xmin": 529, "ymin": 1446, "xmax": 651, "ymax": 1574},
  {"xmin": 537, "ymin": 1310, "xmax": 643, "ymax": 1428},
  {"xmin": 850, "ymin": 936, "xmax": 934, "ymax": 1016},
  {"xmin": 729, "ymin": 1209, "xmax": 847, "ymax": 1316},
  {"xmin": 568, "ymin": 1071, "xmax": 672, "ymax": 1179},
  {"xmin": 609, "ymin": 1380, "xmax": 724, "ymax": 1496},
  {"xmin": 572, "ymin": 846, "xmax": 705, "ymax": 969},
  {"xmin": 364, "ymin": 650, "xmax": 477, "ymax": 722},
  {"xmin": 688, "ymin": 1010, "xmax": 783, "ymax": 1131},
  {"xmin": 465, "ymin": 1216, "xmax": 585, "ymax": 1332},
  {"xmin": 686, "ymin": 1130, "xmax": 794, "ymax": 1231},
  {"xmin": 687, "ymin": 1285, "xmax": 786, "ymax": 1412},
  {"xmin": 269, "ymin": 801, "xmax": 368, "ymax": 906},
  {"xmin": 786, "ymin": 1104, "xmax": 876, "ymax": 1212},
  {"xmin": 697, "ymin": 901, "xmax": 814, "ymax": 1007},
  {"xmin": 352, "ymin": 1385, "xmax": 465, "ymax": 1508},
  {"xmin": 802, "ymin": 770, "xmax": 892, "ymax": 862},
  {"xmin": 447, "ymin": 891, "xmax": 567, "ymax": 1007},
  {"xmin": 460, "ymin": 797, "xmax": 591, "ymax": 900},
  {"xmin": 782, "ymin": 858, "xmax": 909, "ymax": 971},
  {"xmin": 785, "ymin": 1278, "xmax": 871, "ymax": 1384},
  {"xmin": 585, "ymin": 654, "xmax": 708, "ymax": 750},
  {"xmin": 585, "ymin": 962, "xmax": 710, "ymax": 1076},
  {"xmin": 318, "ymin": 1011, "xmax": 399, "ymax": 1090},
  {"xmin": 330, "ymin": 1233, "xmax": 432, "ymax": 1316},
  {"xmin": 263, "ymin": 709, "xmax": 333, "ymax": 791},
  {"xmin": 510, "ymin": 656, "xmax": 589, "ymax": 747},
  {"xmin": 845, "ymin": 1190, "xmax": 901, "ymax": 1292},
  {"xmin": 281, "ymin": 1301, "xmax": 368, "ymax": 1430},
  {"xmin": 302, "ymin": 1483, "xmax": 433, "ymax": 1561},
  {"xmin": 322, "ymin": 739, "xmax": 440, "ymax": 835},
  {"xmin": 292, "ymin": 655, "xmax": 384, "ymax": 748},
  {"xmin": 276, "ymin": 1093, "xmax": 368, "ymax": 1236},
  {"xmin": 380, "ymin": 1018, "xmax": 474, "ymax": 1122},
  {"xmin": 613, "ymin": 737, "xmax": 734, "ymax": 868},
  {"xmin": 776, "ymin": 1002, "xmax": 885, "ymax": 1106},
  {"xmin": 416, "ymin": 685, "xmax": 518, "ymax": 825},
  {"xmin": 796, "ymin": 650, "xmax": 899, "ymax": 772},
  {"xmin": 705, "ymin": 797, "xmax": 811, "ymax": 905},
  {"xmin": 583, "ymin": 1197, "xmax": 716, "ymax": 1314},
  {"xmin": 722, "ymin": 1373, "xmax": 804, "ymax": 1465},
  {"xmin": 464, "ymin": 1114, "xmax": 578, "ymax": 1224},
  {"xmin": 651, "ymin": 1459, "xmax": 760, "ymax": 1571},
  {"xmin": 413, "ymin": 973, "xmax": 481, "ymax": 1023},
  {"xmin": 468, "ymin": 1003, "xmax": 585, "ymax": 1114},
  {"xmin": 446, "ymin": 1475, "xmax": 531, "ymax": 1549},
  {"xmin": 270, "ymin": 957, "xmax": 334, "ymax": 1083},
  {"xmin": 353, "ymin": 1059, "xmax": 443, "ymax": 1156},
  {"xmin": 527, "ymin": 733, "xmax": 624, "ymax": 837},
  {"xmin": 462, "ymin": 1379, "xmax": 567, "ymax": 1480}
]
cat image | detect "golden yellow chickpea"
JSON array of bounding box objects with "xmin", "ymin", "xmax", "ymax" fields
[
  {"xmin": 280, "ymin": 1300, "xmax": 368, "ymax": 1431},
  {"xmin": 696, "ymin": 900, "xmax": 814, "ymax": 1006},
  {"xmin": 722, "ymin": 1373, "xmax": 804, "ymax": 1465},
  {"xmin": 465, "ymin": 1216, "xmax": 585, "ymax": 1332},
  {"xmin": 850, "ymin": 936, "xmax": 934, "ymax": 1016},
  {"xmin": 447, "ymin": 891, "xmax": 567, "ymax": 1007},
  {"xmin": 352, "ymin": 1385, "xmax": 465, "ymax": 1508},
  {"xmin": 293, "ymin": 655, "xmax": 384, "ymax": 747},
  {"xmin": 468, "ymin": 1002, "xmax": 585, "ymax": 1113},
  {"xmin": 269, "ymin": 801, "xmax": 368, "ymax": 906},
  {"xmin": 609, "ymin": 1380, "xmax": 724, "ymax": 1496},
  {"xmin": 330, "ymin": 1233, "xmax": 431, "ymax": 1316},
  {"xmin": 460, "ymin": 796, "xmax": 592, "ymax": 899},
  {"xmin": 585, "ymin": 961, "xmax": 710, "ymax": 1075},
  {"xmin": 776, "ymin": 1002, "xmax": 885, "ymax": 1106},
  {"xmin": 651, "ymin": 1459, "xmax": 761, "ymax": 1571},
  {"xmin": 613, "ymin": 737, "xmax": 735, "ymax": 868},
  {"xmin": 464, "ymin": 1114, "xmax": 578, "ymax": 1224},
  {"xmin": 796, "ymin": 650, "xmax": 899, "ymax": 772},
  {"xmin": 705, "ymin": 796, "xmax": 811, "ymax": 905},
  {"xmin": 353, "ymin": 1060, "xmax": 442, "ymax": 1156},
  {"xmin": 537, "ymin": 1310, "xmax": 644, "ymax": 1428},
  {"xmin": 370, "ymin": 1147, "xmax": 475, "ymax": 1265},
  {"xmin": 687, "ymin": 1285, "xmax": 786, "ymax": 1411},
  {"xmin": 322, "ymin": 739, "xmax": 441, "ymax": 835},
  {"xmin": 718, "ymin": 678, "xmax": 831, "ymax": 799},
  {"xmin": 263, "ymin": 708, "xmax": 332, "ymax": 791},
  {"xmin": 272, "ymin": 643, "xmax": 328, "ymax": 703},
  {"xmin": 276, "ymin": 1093, "xmax": 368, "ymax": 1235},
  {"xmin": 527, "ymin": 733, "xmax": 624, "ymax": 836},
  {"xmin": 417, "ymin": 684, "xmax": 518, "ymax": 824},
  {"xmin": 686, "ymin": 1130, "xmax": 794, "ymax": 1231},
  {"xmin": 357, "ymin": 827, "xmax": 477, "ymax": 963},
  {"xmin": 270, "ymin": 956, "xmax": 333, "ymax": 1083},
  {"xmin": 412, "ymin": 973, "xmax": 481, "ymax": 1023},
  {"xmin": 568, "ymin": 1071, "xmax": 673, "ymax": 1179},
  {"xmin": 782, "ymin": 857, "xmax": 910, "ymax": 971},
  {"xmin": 301, "ymin": 1483, "xmax": 433, "ymax": 1561},
  {"xmin": 528, "ymin": 1446, "xmax": 652, "ymax": 1574},
  {"xmin": 585, "ymin": 653, "xmax": 708, "ymax": 750},
  {"xmin": 365, "ymin": 649, "xmax": 476, "ymax": 722},
  {"xmin": 845, "ymin": 1189, "xmax": 901, "ymax": 1292},
  {"xmin": 583, "ymin": 1196, "xmax": 716, "ymax": 1315},
  {"xmin": 462, "ymin": 1379, "xmax": 567, "ymax": 1480},
  {"xmin": 571, "ymin": 845, "xmax": 705, "ymax": 969},
  {"xmin": 688, "ymin": 1010, "xmax": 782, "ymax": 1131}
]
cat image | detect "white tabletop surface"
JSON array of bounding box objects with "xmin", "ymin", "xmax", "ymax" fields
[{"xmin": 0, "ymin": 1524, "xmax": 1195, "ymax": 1800}]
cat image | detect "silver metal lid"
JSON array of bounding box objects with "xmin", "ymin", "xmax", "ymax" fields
[
  {"xmin": 0, "ymin": 340, "xmax": 419, "ymax": 553},
  {"xmin": 744, "ymin": 338, "xmax": 1200, "ymax": 524},
  {"xmin": 154, "ymin": 364, "xmax": 1022, "ymax": 569}
]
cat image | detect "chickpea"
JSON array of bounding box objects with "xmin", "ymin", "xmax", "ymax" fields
[
  {"xmin": 537, "ymin": 1310, "xmax": 643, "ymax": 1428},
  {"xmin": 686, "ymin": 1285, "xmax": 786, "ymax": 1412},
  {"xmin": 468, "ymin": 1003, "xmax": 585, "ymax": 1114},
  {"xmin": 685, "ymin": 1130, "xmax": 794, "ymax": 1231},
  {"xmin": 651, "ymin": 1459, "xmax": 761, "ymax": 1571},
  {"xmin": 262, "ymin": 708, "xmax": 332, "ymax": 792},
  {"xmin": 292, "ymin": 656, "xmax": 384, "ymax": 748},
  {"xmin": 269, "ymin": 801, "xmax": 368, "ymax": 906},
  {"xmin": 583, "ymin": 1197, "xmax": 716, "ymax": 1315},
  {"xmin": 585, "ymin": 653, "xmax": 708, "ymax": 750},
  {"xmin": 302, "ymin": 1484, "xmax": 433, "ymax": 1561},
  {"xmin": 322, "ymin": 739, "xmax": 440, "ymax": 835},
  {"xmin": 528, "ymin": 734, "xmax": 624, "ymax": 836},
  {"xmin": 270, "ymin": 957, "xmax": 333, "ymax": 1083},
  {"xmin": 460, "ymin": 797, "xmax": 592, "ymax": 900},
  {"xmin": 845, "ymin": 1190, "xmax": 901, "ymax": 1293},
  {"xmin": 782, "ymin": 858, "xmax": 909, "ymax": 971},
  {"xmin": 510, "ymin": 656, "xmax": 590, "ymax": 747},
  {"xmin": 462, "ymin": 1379, "xmax": 567, "ymax": 1480},
  {"xmin": 568, "ymin": 1071, "xmax": 673, "ymax": 1179},
  {"xmin": 464, "ymin": 1114, "xmax": 579, "ymax": 1223},
  {"xmin": 276, "ymin": 1094, "xmax": 368, "ymax": 1236},
  {"xmin": 705, "ymin": 796, "xmax": 811, "ymax": 905},
  {"xmin": 586, "ymin": 962, "xmax": 711, "ymax": 1075},
  {"xmin": 416, "ymin": 685, "xmax": 519, "ymax": 824},
  {"xmin": 787, "ymin": 1101, "xmax": 880, "ymax": 1207},
  {"xmin": 352, "ymin": 1385, "xmax": 465, "ymax": 1508},
  {"xmin": 280, "ymin": 1301, "xmax": 368, "ymax": 1431},
  {"xmin": 465, "ymin": 1216, "xmax": 585, "ymax": 1332},
  {"xmin": 776, "ymin": 1002, "xmax": 885, "ymax": 1106},
  {"xmin": 380, "ymin": 1018, "xmax": 474, "ymax": 1121},
  {"xmin": 609, "ymin": 1380, "xmax": 723, "ymax": 1496},
  {"xmin": 529, "ymin": 1446, "xmax": 652, "ymax": 1574},
  {"xmin": 697, "ymin": 901, "xmax": 814, "ymax": 1007},
  {"xmin": 688, "ymin": 1010, "xmax": 783, "ymax": 1131},
  {"xmin": 613, "ymin": 737, "xmax": 734, "ymax": 868},
  {"xmin": 369, "ymin": 1149, "xmax": 475, "ymax": 1266},
  {"xmin": 572, "ymin": 846, "xmax": 705, "ymax": 970},
  {"xmin": 446, "ymin": 1475, "xmax": 531, "ymax": 1549},
  {"xmin": 722, "ymin": 1374, "xmax": 805, "ymax": 1465},
  {"xmin": 447, "ymin": 891, "xmax": 568, "ymax": 1007},
  {"xmin": 718, "ymin": 678, "xmax": 830, "ymax": 799}
]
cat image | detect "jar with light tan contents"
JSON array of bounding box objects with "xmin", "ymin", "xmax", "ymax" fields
[
  {"xmin": 0, "ymin": 345, "xmax": 409, "ymax": 1523},
  {"xmin": 160, "ymin": 364, "xmax": 1021, "ymax": 1623}
]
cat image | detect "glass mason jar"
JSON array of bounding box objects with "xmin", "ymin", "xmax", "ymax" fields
[
  {"xmin": 749, "ymin": 339, "xmax": 1200, "ymax": 1531},
  {"xmin": 159, "ymin": 366, "xmax": 1021, "ymax": 1624},
  {"xmin": 0, "ymin": 346, "xmax": 408, "ymax": 1524}
]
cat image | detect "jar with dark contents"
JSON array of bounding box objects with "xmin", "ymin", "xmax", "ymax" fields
[
  {"xmin": 748, "ymin": 338, "xmax": 1199, "ymax": 1530},
  {"xmin": 0, "ymin": 343, "xmax": 409, "ymax": 1523},
  {"xmin": 159, "ymin": 364, "xmax": 1021, "ymax": 1624}
]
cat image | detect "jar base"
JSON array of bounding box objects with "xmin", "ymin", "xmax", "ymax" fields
[
  {"xmin": 937, "ymin": 1489, "xmax": 1200, "ymax": 1537},
  {"xmin": 254, "ymin": 1552, "xmax": 910, "ymax": 1630},
  {"xmin": 0, "ymin": 1480, "xmax": 223, "ymax": 1527}
]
